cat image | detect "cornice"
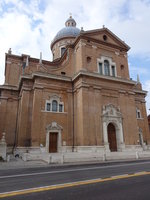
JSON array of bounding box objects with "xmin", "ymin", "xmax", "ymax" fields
[
  {"xmin": 51, "ymin": 36, "xmax": 76, "ymax": 49},
  {"xmin": 77, "ymin": 35, "xmax": 128, "ymax": 52},
  {"xmin": 134, "ymin": 89, "xmax": 147, "ymax": 95},
  {"xmin": 0, "ymin": 85, "xmax": 18, "ymax": 91},
  {"xmin": 5, "ymin": 52, "xmax": 68, "ymax": 68},
  {"xmin": 72, "ymin": 70, "xmax": 136, "ymax": 85},
  {"xmin": 81, "ymin": 28, "xmax": 130, "ymax": 50},
  {"xmin": 18, "ymin": 72, "xmax": 72, "ymax": 90},
  {"xmin": 32, "ymin": 72, "xmax": 71, "ymax": 82}
]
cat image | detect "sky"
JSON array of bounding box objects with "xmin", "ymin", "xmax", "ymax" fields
[{"xmin": 0, "ymin": 0, "xmax": 150, "ymax": 114}]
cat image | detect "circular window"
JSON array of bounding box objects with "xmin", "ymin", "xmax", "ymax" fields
[{"xmin": 103, "ymin": 35, "xmax": 107, "ymax": 41}]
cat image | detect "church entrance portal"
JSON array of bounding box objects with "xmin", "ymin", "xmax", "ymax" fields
[
  {"xmin": 107, "ymin": 123, "xmax": 117, "ymax": 152},
  {"xmin": 46, "ymin": 122, "xmax": 62, "ymax": 153},
  {"xmin": 49, "ymin": 132, "xmax": 58, "ymax": 153}
]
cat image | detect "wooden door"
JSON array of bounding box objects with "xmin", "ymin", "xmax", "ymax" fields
[
  {"xmin": 108, "ymin": 123, "xmax": 117, "ymax": 152},
  {"xmin": 49, "ymin": 132, "xmax": 58, "ymax": 153}
]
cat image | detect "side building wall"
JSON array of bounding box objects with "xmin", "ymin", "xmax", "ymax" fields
[{"xmin": 0, "ymin": 89, "xmax": 18, "ymax": 148}]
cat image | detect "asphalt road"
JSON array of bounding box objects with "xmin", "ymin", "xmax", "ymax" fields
[{"xmin": 0, "ymin": 159, "xmax": 150, "ymax": 199}]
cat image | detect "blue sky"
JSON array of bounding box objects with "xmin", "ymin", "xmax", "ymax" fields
[{"xmin": 0, "ymin": 0, "xmax": 150, "ymax": 114}]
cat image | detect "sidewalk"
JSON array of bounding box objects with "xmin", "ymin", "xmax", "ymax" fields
[
  {"xmin": 0, "ymin": 155, "xmax": 48, "ymax": 170},
  {"xmin": 0, "ymin": 154, "xmax": 150, "ymax": 170}
]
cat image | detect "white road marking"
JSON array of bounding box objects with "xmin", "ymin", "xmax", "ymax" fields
[{"xmin": 0, "ymin": 161, "xmax": 150, "ymax": 179}]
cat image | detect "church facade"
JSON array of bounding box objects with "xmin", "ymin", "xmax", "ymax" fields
[{"xmin": 0, "ymin": 16, "xmax": 150, "ymax": 161}]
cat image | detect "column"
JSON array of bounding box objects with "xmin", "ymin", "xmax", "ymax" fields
[
  {"xmin": 118, "ymin": 122, "xmax": 125, "ymax": 151},
  {"xmin": 103, "ymin": 121, "xmax": 110, "ymax": 151},
  {"xmin": 58, "ymin": 130, "xmax": 62, "ymax": 152}
]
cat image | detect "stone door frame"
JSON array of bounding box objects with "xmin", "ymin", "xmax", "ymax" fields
[
  {"xmin": 46, "ymin": 122, "xmax": 63, "ymax": 153},
  {"xmin": 102, "ymin": 104, "xmax": 125, "ymax": 152}
]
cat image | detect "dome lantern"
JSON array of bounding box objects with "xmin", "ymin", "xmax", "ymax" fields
[{"xmin": 65, "ymin": 15, "xmax": 77, "ymax": 27}]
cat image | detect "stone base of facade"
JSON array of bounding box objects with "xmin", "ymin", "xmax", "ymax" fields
[
  {"xmin": 10, "ymin": 145, "xmax": 150, "ymax": 164},
  {"xmin": 0, "ymin": 143, "xmax": 7, "ymax": 160}
]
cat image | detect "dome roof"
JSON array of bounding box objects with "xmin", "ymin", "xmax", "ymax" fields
[
  {"xmin": 51, "ymin": 16, "xmax": 80, "ymax": 48},
  {"xmin": 52, "ymin": 26, "xmax": 80, "ymax": 43}
]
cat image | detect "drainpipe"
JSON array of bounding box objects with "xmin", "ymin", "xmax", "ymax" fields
[{"xmin": 72, "ymin": 82, "xmax": 75, "ymax": 152}]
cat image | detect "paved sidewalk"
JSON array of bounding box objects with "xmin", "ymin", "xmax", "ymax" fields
[
  {"xmin": 0, "ymin": 156, "xmax": 48, "ymax": 170},
  {"xmin": 1, "ymin": 154, "xmax": 150, "ymax": 170}
]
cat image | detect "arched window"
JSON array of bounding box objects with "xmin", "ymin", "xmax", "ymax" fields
[
  {"xmin": 104, "ymin": 60, "xmax": 110, "ymax": 76},
  {"xmin": 61, "ymin": 47, "xmax": 66, "ymax": 56},
  {"xmin": 52, "ymin": 100, "xmax": 58, "ymax": 112},
  {"xmin": 45, "ymin": 96, "xmax": 64, "ymax": 113},
  {"xmin": 97, "ymin": 57, "xmax": 116, "ymax": 77},
  {"xmin": 136, "ymin": 108, "xmax": 141, "ymax": 119}
]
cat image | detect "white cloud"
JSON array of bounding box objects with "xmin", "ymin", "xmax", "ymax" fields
[
  {"xmin": 107, "ymin": 0, "xmax": 150, "ymax": 57},
  {"xmin": 143, "ymin": 80, "xmax": 150, "ymax": 115},
  {"xmin": 0, "ymin": 0, "xmax": 150, "ymax": 114},
  {"xmin": 129, "ymin": 65, "xmax": 148, "ymax": 76}
]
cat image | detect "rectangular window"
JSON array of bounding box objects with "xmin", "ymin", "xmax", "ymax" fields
[
  {"xmin": 99, "ymin": 63, "xmax": 102, "ymax": 75},
  {"xmin": 46, "ymin": 103, "xmax": 51, "ymax": 111},
  {"xmin": 59, "ymin": 104, "xmax": 63, "ymax": 112},
  {"xmin": 111, "ymin": 66, "xmax": 115, "ymax": 77}
]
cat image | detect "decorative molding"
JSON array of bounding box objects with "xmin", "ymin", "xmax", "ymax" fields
[
  {"xmin": 45, "ymin": 94, "xmax": 64, "ymax": 112},
  {"xmin": 49, "ymin": 94, "xmax": 61, "ymax": 100},
  {"xmin": 46, "ymin": 122, "xmax": 63, "ymax": 131},
  {"xmin": 128, "ymin": 91, "xmax": 135, "ymax": 95},
  {"xmin": 6, "ymin": 61, "xmax": 12, "ymax": 64},
  {"xmin": 97, "ymin": 55, "xmax": 117, "ymax": 77},
  {"xmin": 115, "ymin": 51, "xmax": 120, "ymax": 56},
  {"xmin": 93, "ymin": 86, "xmax": 102, "ymax": 90},
  {"xmin": 102, "ymin": 104, "xmax": 125, "ymax": 152},
  {"xmin": 102, "ymin": 104, "xmax": 122, "ymax": 124},
  {"xmin": 134, "ymin": 89, "xmax": 147, "ymax": 95},
  {"xmin": 92, "ymin": 45, "xmax": 97, "ymax": 49},
  {"xmin": 119, "ymin": 90, "xmax": 126, "ymax": 94}
]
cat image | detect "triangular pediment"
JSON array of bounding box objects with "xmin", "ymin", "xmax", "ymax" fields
[{"xmin": 81, "ymin": 28, "xmax": 130, "ymax": 51}]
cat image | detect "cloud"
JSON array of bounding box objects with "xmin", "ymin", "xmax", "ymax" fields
[
  {"xmin": 143, "ymin": 80, "xmax": 150, "ymax": 114},
  {"xmin": 0, "ymin": 0, "xmax": 150, "ymax": 114},
  {"xmin": 129, "ymin": 65, "xmax": 148, "ymax": 76},
  {"xmin": 0, "ymin": 0, "xmax": 45, "ymax": 84},
  {"xmin": 107, "ymin": 0, "xmax": 150, "ymax": 58}
]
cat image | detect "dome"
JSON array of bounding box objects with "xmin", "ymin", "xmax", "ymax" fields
[
  {"xmin": 52, "ymin": 27, "xmax": 80, "ymax": 44},
  {"xmin": 51, "ymin": 15, "xmax": 80, "ymax": 48}
]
